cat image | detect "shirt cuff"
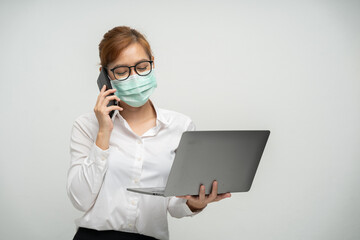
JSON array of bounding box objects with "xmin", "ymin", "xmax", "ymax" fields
[
  {"xmin": 169, "ymin": 197, "xmax": 202, "ymax": 218},
  {"xmin": 181, "ymin": 198, "xmax": 197, "ymax": 216},
  {"xmin": 181, "ymin": 198, "xmax": 203, "ymax": 216},
  {"xmin": 84, "ymin": 143, "xmax": 110, "ymax": 168}
]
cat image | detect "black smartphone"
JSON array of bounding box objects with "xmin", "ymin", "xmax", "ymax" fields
[{"xmin": 97, "ymin": 67, "xmax": 117, "ymax": 118}]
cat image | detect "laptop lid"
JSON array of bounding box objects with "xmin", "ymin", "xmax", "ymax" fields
[{"xmin": 163, "ymin": 130, "xmax": 270, "ymax": 197}]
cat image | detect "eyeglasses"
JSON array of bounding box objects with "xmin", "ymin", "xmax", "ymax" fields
[{"xmin": 107, "ymin": 60, "xmax": 153, "ymax": 81}]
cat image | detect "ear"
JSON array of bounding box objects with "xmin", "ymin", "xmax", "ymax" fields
[
  {"xmin": 151, "ymin": 56, "xmax": 155, "ymax": 69},
  {"xmin": 99, "ymin": 67, "xmax": 102, "ymax": 72}
]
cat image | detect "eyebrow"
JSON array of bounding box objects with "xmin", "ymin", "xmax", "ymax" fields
[{"xmin": 111, "ymin": 59, "xmax": 150, "ymax": 69}]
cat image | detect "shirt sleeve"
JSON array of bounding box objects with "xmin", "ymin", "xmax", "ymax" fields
[
  {"xmin": 186, "ymin": 120, "xmax": 196, "ymax": 132},
  {"xmin": 167, "ymin": 197, "xmax": 199, "ymax": 218},
  {"xmin": 67, "ymin": 118, "xmax": 109, "ymax": 212}
]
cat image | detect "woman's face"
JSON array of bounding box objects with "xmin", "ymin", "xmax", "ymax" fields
[{"xmin": 107, "ymin": 42, "xmax": 154, "ymax": 80}]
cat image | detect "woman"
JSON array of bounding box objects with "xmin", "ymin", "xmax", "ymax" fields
[{"xmin": 67, "ymin": 26, "xmax": 231, "ymax": 240}]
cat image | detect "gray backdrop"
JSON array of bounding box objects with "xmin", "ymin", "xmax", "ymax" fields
[{"xmin": 0, "ymin": 0, "xmax": 359, "ymax": 239}]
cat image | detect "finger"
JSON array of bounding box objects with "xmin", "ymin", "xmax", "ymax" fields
[
  {"xmin": 97, "ymin": 88, "xmax": 117, "ymax": 106},
  {"xmin": 199, "ymin": 185, "xmax": 206, "ymax": 202},
  {"xmin": 100, "ymin": 89, "xmax": 117, "ymax": 102},
  {"xmin": 101, "ymin": 85, "xmax": 106, "ymax": 93},
  {"xmin": 208, "ymin": 180, "xmax": 218, "ymax": 201},
  {"xmin": 106, "ymin": 105, "xmax": 123, "ymax": 113},
  {"xmin": 96, "ymin": 85, "xmax": 107, "ymax": 103},
  {"xmin": 176, "ymin": 195, "xmax": 191, "ymax": 200},
  {"xmin": 105, "ymin": 94, "xmax": 120, "ymax": 101},
  {"xmin": 103, "ymin": 95, "xmax": 121, "ymax": 106},
  {"xmin": 213, "ymin": 193, "xmax": 231, "ymax": 202},
  {"xmin": 104, "ymin": 88, "xmax": 117, "ymax": 96}
]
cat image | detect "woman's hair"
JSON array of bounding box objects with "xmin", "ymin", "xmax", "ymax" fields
[{"xmin": 99, "ymin": 26, "xmax": 152, "ymax": 67}]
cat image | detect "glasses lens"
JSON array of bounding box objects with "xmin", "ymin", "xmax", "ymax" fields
[
  {"xmin": 135, "ymin": 61, "xmax": 152, "ymax": 76},
  {"xmin": 113, "ymin": 67, "xmax": 130, "ymax": 80}
]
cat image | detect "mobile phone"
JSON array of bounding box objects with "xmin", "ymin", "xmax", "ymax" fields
[{"xmin": 97, "ymin": 67, "xmax": 117, "ymax": 118}]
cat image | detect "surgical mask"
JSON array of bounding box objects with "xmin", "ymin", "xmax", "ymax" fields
[{"xmin": 110, "ymin": 71, "xmax": 157, "ymax": 107}]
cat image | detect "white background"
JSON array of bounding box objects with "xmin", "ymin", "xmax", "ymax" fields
[{"xmin": 0, "ymin": 0, "xmax": 359, "ymax": 239}]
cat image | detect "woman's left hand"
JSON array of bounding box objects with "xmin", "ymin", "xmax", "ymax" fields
[{"xmin": 177, "ymin": 181, "xmax": 231, "ymax": 212}]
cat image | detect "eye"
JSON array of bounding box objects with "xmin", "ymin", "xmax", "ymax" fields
[
  {"xmin": 136, "ymin": 62, "xmax": 151, "ymax": 73},
  {"xmin": 115, "ymin": 71, "xmax": 127, "ymax": 76},
  {"xmin": 114, "ymin": 67, "xmax": 129, "ymax": 76}
]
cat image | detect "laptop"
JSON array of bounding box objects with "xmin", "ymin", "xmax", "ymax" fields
[{"xmin": 127, "ymin": 130, "xmax": 270, "ymax": 197}]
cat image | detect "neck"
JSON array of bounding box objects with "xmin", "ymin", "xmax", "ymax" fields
[{"xmin": 119, "ymin": 100, "xmax": 156, "ymax": 123}]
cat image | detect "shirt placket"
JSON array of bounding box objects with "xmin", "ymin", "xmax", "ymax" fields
[{"xmin": 126, "ymin": 137, "xmax": 144, "ymax": 230}]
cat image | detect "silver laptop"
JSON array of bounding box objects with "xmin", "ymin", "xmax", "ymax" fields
[{"xmin": 127, "ymin": 130, "xmax": 270, "ymax": 197}]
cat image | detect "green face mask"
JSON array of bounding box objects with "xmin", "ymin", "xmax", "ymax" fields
[{"xmin": 110, "ymin": 71, "xmax": 157, "ymax": 107}]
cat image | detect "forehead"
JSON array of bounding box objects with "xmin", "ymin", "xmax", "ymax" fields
[{"xmin": 110, "ymin": 43, "xmax": 149, "ymax": 67}]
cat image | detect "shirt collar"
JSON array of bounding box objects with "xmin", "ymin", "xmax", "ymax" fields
[
  {"xmin": 112, "ymin": 101, "xmax": 170, "ymax": 128},
  {"xmin": 151, "ymin": 101, "xmax": 170, "ymax": 128}
]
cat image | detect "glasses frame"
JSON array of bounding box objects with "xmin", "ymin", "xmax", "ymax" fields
[{"xmin": 107, "ymin": 60, "xmax": 154, "ymax": 81}]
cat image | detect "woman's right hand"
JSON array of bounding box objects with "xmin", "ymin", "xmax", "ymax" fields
[{"xmin": 94, "ymin": 85, "xmax": 123, "ymax": 150}]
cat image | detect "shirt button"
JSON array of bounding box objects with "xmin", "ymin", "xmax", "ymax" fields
[
  {"xmin": 137, "ymin": 139, "xmax": 142, "ymax": 144},
  {"xmin": 128, "ymin": 223, "xmax": 133, "ymax": 228},
  {"xmin": 131, "ymin": 200, "xmax": 136, "ymax": 206},
  {"xmin": 137, "ymin": 156, "xmax": 142, "ymax": 161},
  {"xmin": 134, "ymin": 179, "xmax": 139, "ymax": 184}
]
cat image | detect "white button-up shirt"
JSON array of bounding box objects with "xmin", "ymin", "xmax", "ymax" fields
[{"xmin": 67, "ymin": 104, "xmax": 197, "ymax": 240}]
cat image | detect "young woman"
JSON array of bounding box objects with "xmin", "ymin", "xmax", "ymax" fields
[{"xmin": 67, "ymin": 26, "xmax": 231, "ymax": 240}]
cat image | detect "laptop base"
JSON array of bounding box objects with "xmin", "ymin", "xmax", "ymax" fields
[{"xmin": 127, "ymin": 187, "xmax": 166, "ymax": 196}]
